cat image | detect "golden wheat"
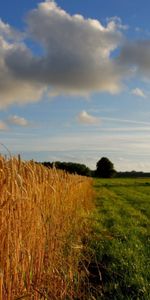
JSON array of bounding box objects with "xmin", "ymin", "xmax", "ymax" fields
[{"xmin": 0, "ymin": 155, "xmax": 93, "ymax": 299}]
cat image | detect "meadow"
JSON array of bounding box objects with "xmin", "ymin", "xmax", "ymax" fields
[{"xmin": 88, "ymin": 178, "xmax": 150, "ymax": 299}]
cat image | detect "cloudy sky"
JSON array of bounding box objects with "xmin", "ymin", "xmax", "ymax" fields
[{"xmin": 0, "ymin": 0, "xmax": 150, "ymax": 171}]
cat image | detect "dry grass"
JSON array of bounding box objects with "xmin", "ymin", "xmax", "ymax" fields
[{"xmin": 0, "ymin": 155, "xmax": 93, "ymax": 299}]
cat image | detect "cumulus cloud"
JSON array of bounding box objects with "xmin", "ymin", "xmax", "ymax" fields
[
  {"xmin": 0, "ymin": 35, "xmax": 46, "ymax": 108},
  {"xmin": 0, "ymin": 19, "xmax": 24, "ymax": 41},
  {"xmin": 0, "ymin": 0, "xmax": 126, "ymax": 109},
  {"xmin": 8, "ymin": 115, "xmax": 29, "ymax": 126},
  {"xmin": 106, "ymin": 17, "xmax": 128, "ymax": 31},
  {"xmin": 1, "ymin": 1, "xmax": 150, "ymax": 109},
  {"xmin": 119, "ymin": 40, "xmax": 150, "ymax": 78},
  {"xmin": 25, "ymin": 1, "xmax": 124, "ymax": 94},
  {"xmin": 77, "ymin": 111, "xmax": 100, "ymax": 124},
  {"xmin": 131, "ymin": 88, "xmax": 146, "ymax": 98}
]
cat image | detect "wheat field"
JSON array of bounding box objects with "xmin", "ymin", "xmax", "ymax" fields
[{"xmin": 0, "ymin": 155, "xmax": 93, "ymax": 299}]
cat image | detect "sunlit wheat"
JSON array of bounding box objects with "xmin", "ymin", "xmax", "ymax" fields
[{"xmin": 0, "ymin": 155, "xmax": 93, "ymax": 299}]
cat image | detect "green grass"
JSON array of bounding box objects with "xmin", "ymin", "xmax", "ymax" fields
[{"xmin": 88, "ymin": 178, "xmax": 150, "ymax": 299}]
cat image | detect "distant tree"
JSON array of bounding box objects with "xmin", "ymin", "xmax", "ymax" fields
[{"xmin": 96, "ymin": 157, "xmax": 116, "ymax": 178}]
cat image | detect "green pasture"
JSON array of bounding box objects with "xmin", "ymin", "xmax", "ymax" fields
[{"xmin": 89, "ymin": 178, "xmax": 150, "ymax": 299}]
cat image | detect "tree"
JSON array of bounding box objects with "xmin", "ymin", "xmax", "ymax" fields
[{"xmin": 96, "ymin": 157, "xmax": 116, "ymax": 178}]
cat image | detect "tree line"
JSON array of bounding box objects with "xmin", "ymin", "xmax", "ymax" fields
[
  {"xmin": 41, "ymin": 157, "xmax": 150, "ymax": 178},
  {"xmin": 42, "ymin": 157, "xmax": 115, "ymax": 177},
  {"xmin": 42, "ymin": 161, "xmax": 92, "ymax": 177}
]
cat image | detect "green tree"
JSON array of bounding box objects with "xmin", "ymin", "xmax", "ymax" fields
[{"xmin": 96, "ymin": 157, "xmax": 116, "ymax": 178}]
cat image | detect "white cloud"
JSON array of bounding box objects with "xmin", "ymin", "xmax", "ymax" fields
[
  {"xmin": 96, "ymin": 126, "xmax": 150, "ymax": 132},
  {"xmin": 1, "ymin": 1, "xmax": 150, "ymax": 109},
  {"xmin": 101, "ymin": 117, "xmax": 150, "ymax": 126},
  {"xmin": 106, "ymin": 17, "xmax": 128, "ymax": 31},
  {"xmin": 0, "ymin": 19, "xmax": 24, "ymax": 41},
  {"xmin": 77, "ymin": 111, "xmax": 100, "ymax": 124},
  {"xmin": 25, "ymin": 1, "xmax": 124, "ymax": 94},
  {"xmin": 0, "ymin": 0, "xmax": 126, "ymax": 108},
  {"xmin": 119, "ymin": 40, "xmax": 150, "ymax": 79},
  {"xmin": 131, "ymin": 88, "xmax": 146, "ymax": 98},
  {"xmin": 8, "ymin": 115, "xmax": 29, "ymax": 126},
  {"xmin": 0, "ymin": 35, "xmax": 46, "ymax": 109}
]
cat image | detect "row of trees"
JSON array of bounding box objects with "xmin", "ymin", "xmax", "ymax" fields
[
  {"xmin": 42, "ymin": 157, "xmax": 116, "ymax": 178},
  {"xmin": 42, "ymin": 161, "xmax": 91, "ymax": 177},
  {"xmin": 42, "ymin": 157, "xmax": 150, "ymax": 178}
]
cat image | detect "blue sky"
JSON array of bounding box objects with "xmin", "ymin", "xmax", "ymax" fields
[{"xmin": 0, "ymin": 0, "xmax": 150, "ymax": 171}]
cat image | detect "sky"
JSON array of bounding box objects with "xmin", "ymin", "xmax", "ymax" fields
[{"xmin": 0, "ymin": 0, "xmax": 150, "ymax": 171}]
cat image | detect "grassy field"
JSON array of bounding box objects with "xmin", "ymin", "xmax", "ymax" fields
[{"xmin": 88, "ymin": 178, "xmax": 150, "ymax": 299}]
